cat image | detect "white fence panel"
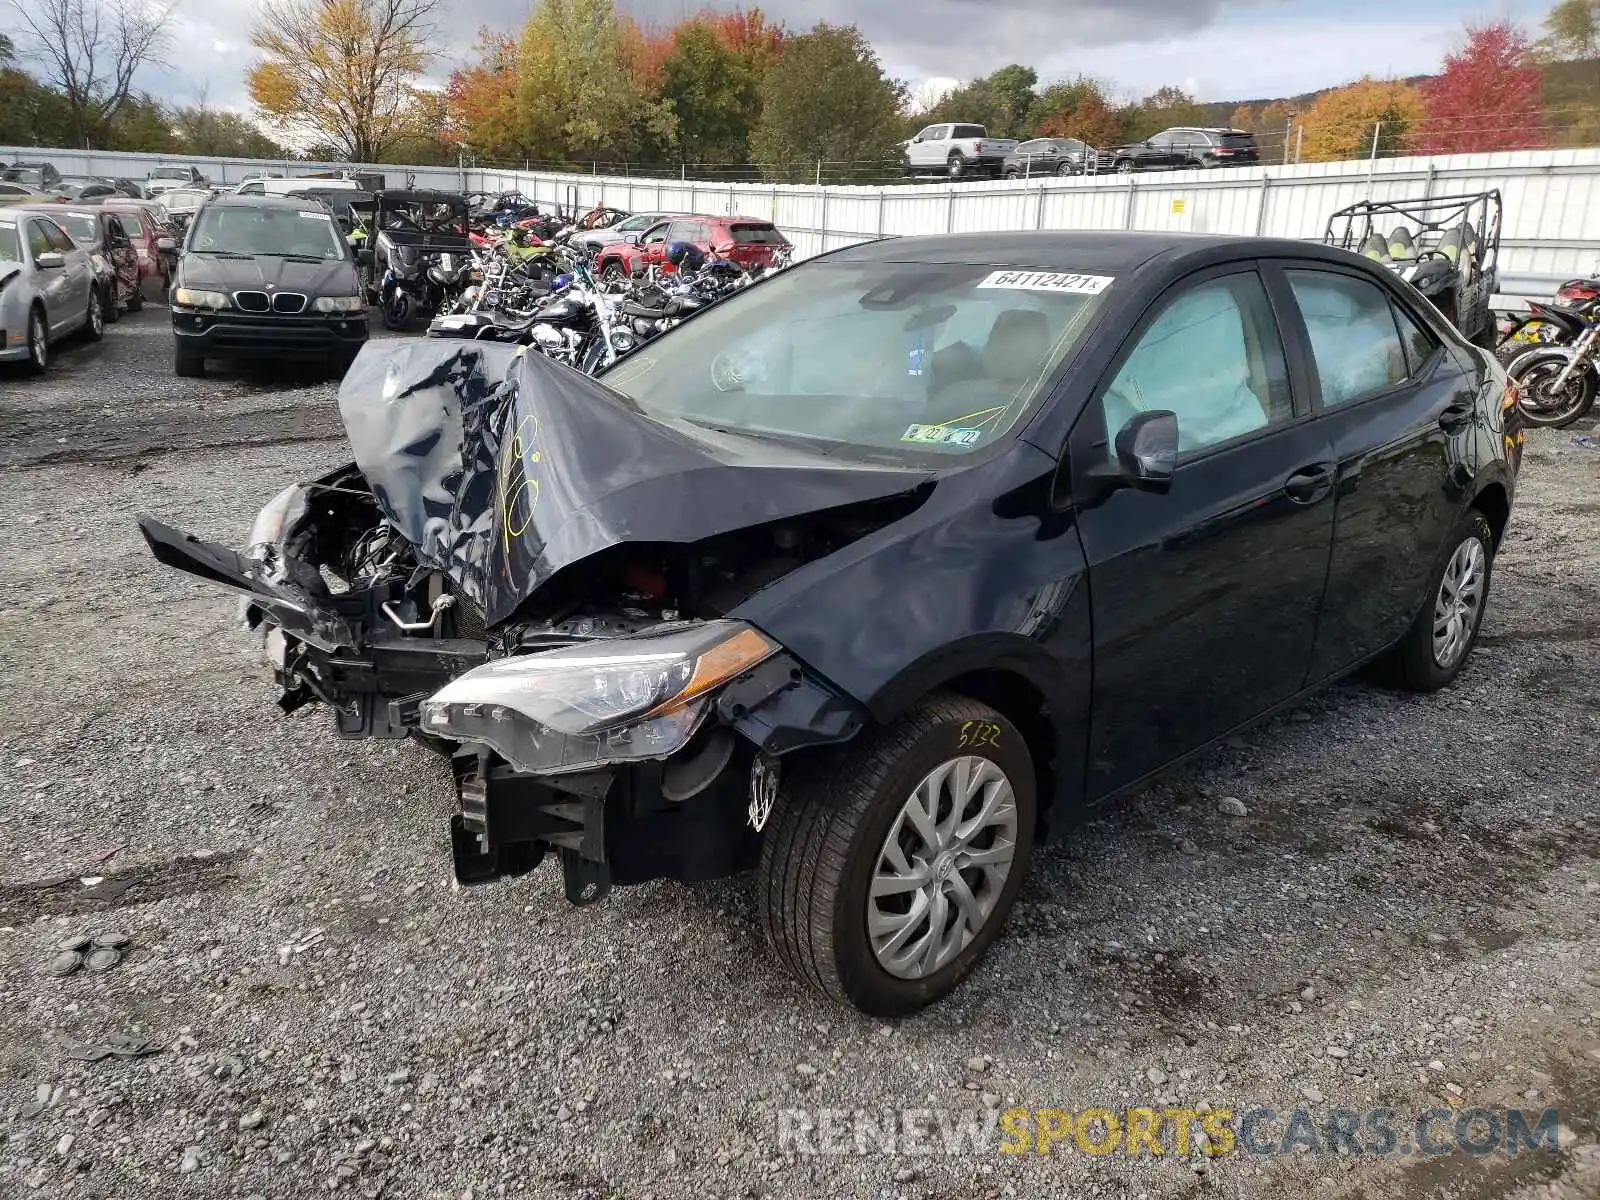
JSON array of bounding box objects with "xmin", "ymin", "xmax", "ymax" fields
[{"xmin": 11, "ymin": 142, "xmax": 1600, "ymax": 286}]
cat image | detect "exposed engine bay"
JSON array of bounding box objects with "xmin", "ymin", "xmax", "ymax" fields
[{"xmin": 140, "ymin": 338, "xmax": 932, "ymax": 903}]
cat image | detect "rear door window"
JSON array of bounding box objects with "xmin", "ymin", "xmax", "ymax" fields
[
  {"xmin": 952, "ymin": 125, "xmax": 986, "ymax": 139},
  {"xmin": 1285, "ymin": 269, "xmax": 1412, "ymax": 407}
]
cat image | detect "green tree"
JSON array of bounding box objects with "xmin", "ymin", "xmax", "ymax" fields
[
  {"xmin": 513, "ymin": 0, "xmax": 674, "ymax": 164},
  {"xmin": 751, "ymin": 22, "xmax": 905, "ymax": 181},
  {"xmin": 915, "ymin": 64, "xmax": 1038, "ymax": 138},
  {"xmin": 104, "ymin": 92, "xmax": 177, "ymax": 151},
  {"xmin": 1120, "ymin": 85, "xmax": 1207, "ymax": 142},
  {"xmin": 660, "ymin": 19, "xmax": 759, "ymax": 165},
  {"xmin": 0, "ymin": 33, "xmax": 74, "ymax": 146},
  {"xmin": 173, "ymin": 97, "xmax": 286, "ymax": 157},
  {"xmin": 1541, "ymin": 0, "xmax": 1600, "ymax": 58}
]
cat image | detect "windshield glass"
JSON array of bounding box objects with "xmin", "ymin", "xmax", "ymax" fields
[
  {"xmin": 149, "ymin": 168, "xmax": 189, "ymax": 180},
  {"xmin": 0, "ymin": 220, "xmax": 19, "ymax": 262},
  {"xmin": 58, "ymin": 213, "xmax": 98, "ymax": 243},
  {"xmin": 117, "ymin": 212, "xmax": 145, "ymax": 236},
  {"xmin": 617, "ymin": 214, "xmax": 656, "ymax": 232},
  {"xmin": 190, "ymin": 206, "xmax": 346, "ymax": 257},
  {"xmin": 2, "ymin": 168, "xmax": 44, "ymax": 185},
  {"xmin": 602, "ymin": 260, "xmax": 1110, "ymax": 458}
]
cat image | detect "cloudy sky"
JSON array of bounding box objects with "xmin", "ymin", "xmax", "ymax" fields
[{"xmin": 141, "ymin": 0, "xmax": 1550, "ymax": 115}]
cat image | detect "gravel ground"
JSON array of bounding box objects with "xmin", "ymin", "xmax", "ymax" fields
[{"xmin": 1, "ymin": 306, "xmax": 1597, "ymax": 1200}]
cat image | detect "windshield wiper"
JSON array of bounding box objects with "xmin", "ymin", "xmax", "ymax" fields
[
  {"xmin": 258, "ymin": 252, "xmax": 329, "ymax": 263},
  {"xmin": 194, "ymin": 250, "xmax": 255, "ymax": 259}
]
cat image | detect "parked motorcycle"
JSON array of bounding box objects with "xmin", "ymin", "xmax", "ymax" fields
[
  {"xmin": 1496, "ymin": 297, "xmax": 1600, "ymax": 366},
  {"xmin": 1505, "ymin": 316, "xmax": 1600, "ymax": 428}
]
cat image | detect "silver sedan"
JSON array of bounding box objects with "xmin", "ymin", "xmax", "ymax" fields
[{"xmin": 0, "ymin": 208, "xmax": 102, "ymax": 372}]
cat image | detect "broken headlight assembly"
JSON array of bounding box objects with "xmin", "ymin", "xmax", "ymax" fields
[{"xmin": 419, "ymin": 621, "xmax": 777, "ymax": 776}]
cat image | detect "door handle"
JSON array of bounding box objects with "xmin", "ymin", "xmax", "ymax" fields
[
  {"xmin": 1283, "ymin": 463, "xmax": 1334, "ymax": 503},
  {"xmin": 1437, "ymin": 403, "xmax": 1474, "ymax": 432}
]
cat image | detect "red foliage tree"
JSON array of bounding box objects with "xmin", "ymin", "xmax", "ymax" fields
[
  {"xmin": 1419, "ymin": 22, "xmax": 1546, "ymax": 153},
  {"xmin": 712, "ymin": 6, "xmax": 784, "ymax": 69}
]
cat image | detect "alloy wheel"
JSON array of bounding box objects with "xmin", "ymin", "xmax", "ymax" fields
[
  {"xmin": 89, "ymin": 290, "xmax": 103, "ymax": 336},
  {"xmin": 1432, "ymin": 537, "xmax": 1486, "ymax": 669},
  {"xmin": 868, "ymin": 756, "xmax": 1018, "ymax": 979}
]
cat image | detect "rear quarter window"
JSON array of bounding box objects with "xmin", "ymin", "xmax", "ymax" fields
[{"xmin": 1219, "ymin": 132, "xmax": 1258, "ymax": 146}]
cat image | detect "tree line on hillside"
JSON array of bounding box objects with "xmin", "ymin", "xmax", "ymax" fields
[{"xmin": 4, "ymin": 0, "xmax": 1600, "ymax": 175}]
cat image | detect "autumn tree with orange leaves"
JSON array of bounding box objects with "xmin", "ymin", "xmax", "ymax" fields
[{"xmin": 248, "ymin": 0, "xmax": 443, "ymax": 162}]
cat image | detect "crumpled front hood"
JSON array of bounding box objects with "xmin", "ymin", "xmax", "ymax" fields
[{"xmin": 338, "ymin": 340, "xmax": 931, "ymax": 628}]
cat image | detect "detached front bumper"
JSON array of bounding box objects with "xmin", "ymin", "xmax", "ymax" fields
[{"xmin": 172, "ymin": 309, "xmax": 369, "ymax": 360}]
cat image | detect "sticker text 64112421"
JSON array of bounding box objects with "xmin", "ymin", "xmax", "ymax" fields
[{"xmin": 976, "ymin": 269, "xmax": 1114, "ymax": 295}]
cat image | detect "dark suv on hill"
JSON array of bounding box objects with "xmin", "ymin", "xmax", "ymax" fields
[{"xmin": 1114, "ymin": 128, "xmax": 1261, "ymax": 173}]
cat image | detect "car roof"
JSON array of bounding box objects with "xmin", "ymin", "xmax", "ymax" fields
[
  {"xmin": 821, "ymin": 230, "xmax": 1358, "ymax": 273},
  {"xmin": 206, "ymin": 194, "xmax": 328, "ymax": 213},
  {"xmin": 5, "ymin": 204, "xmax": 99, "ymax": 220}
]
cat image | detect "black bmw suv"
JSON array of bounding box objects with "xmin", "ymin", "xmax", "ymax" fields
[
  {"xmin": 1114, "ymin": 127, "xmax": 1261, "ymax": 172},
  {"xmin": 169, "ymin": 195, "xmax": 369, "ymax": 378}
]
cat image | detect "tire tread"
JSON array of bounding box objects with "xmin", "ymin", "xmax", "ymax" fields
[{"xmin": 757, "ymin": 691, "xmax": 1021, "ymax": 1009}]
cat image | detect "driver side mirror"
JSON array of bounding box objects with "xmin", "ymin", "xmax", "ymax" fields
[
  {"xmin": 1114, "ymin": 411, "xmax": 1179, "ymax": 491},
  {"xmin": 156, "ymin": 237, "xmax": 175, "ymax": 252},
  {"xmin": 35, "ymin": 251, "xmax": 65, "ymax": 269},
  {"xmin": 356, "ymin": 248, "xmax": 374, "ymax": 267},
  {"xmin": 911, "ymin": 135, "xmax": 923, "ymax": 143}
]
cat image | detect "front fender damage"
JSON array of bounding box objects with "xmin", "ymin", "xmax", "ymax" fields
[{"xmin": 451, "ymin": 649, "xmax": 869, "ymax": 898}]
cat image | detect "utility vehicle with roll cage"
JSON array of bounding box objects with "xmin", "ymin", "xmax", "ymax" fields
[{"xmin": 1323, "ymin": 190, "xmax": 1501, "ymax": 347}]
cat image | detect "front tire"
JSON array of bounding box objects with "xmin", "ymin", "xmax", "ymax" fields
[
  {"xmin": 758, "ymin": 692, "xmax": 1037, "ymax": 1016},
  {"xmin": 1508, "ymin": 349, "xmax": 1598, "ymax": 427},
  {"xmin": 103, "ymin": 284, "xmax": 119, "ymax": 324},
  {"xmin": 25, "ymin": 305, "xmax": 48, "ymax": 374},
  {"xmin": 1381, "ymin": 510, "xmax": 1495, "ymax": 692},
  {"xmin": 127, "ymin": 281, "xmax": 143, "ymax": 313},
  {"xmin": 1115, "ymin": 158, "xmax": 1135, "ymax": 174}
]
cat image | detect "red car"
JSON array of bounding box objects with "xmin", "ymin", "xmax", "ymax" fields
[
  {"xmin": 594, "ymin": 214, "xmax": 789, "ymax": 282},
  {"xmin": 85, "ymin": 198, "xmax": 176, "ymax": 291}
]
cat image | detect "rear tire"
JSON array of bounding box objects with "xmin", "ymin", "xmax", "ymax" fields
[
  {"xmin": 757, "ymin": 691, "xmax": 1037, "ymax": 1016},
  {"xmin": 174, "ymin": 345, "xmax": 205, "ymax": 378},
  {"xmin": 104, "ymin": 284, "xmax": 119, "ymax": 324},
  {"xmin": 1379, "ymin": 510, "xmax": 1495, "ymax": 692},
  {"xmin": 947, "ymin": 153, "xmax": 966, "ymax": 179},
  {"xmin": 127, "ymin": 282, "xmax": 143, "ymax": 313}
]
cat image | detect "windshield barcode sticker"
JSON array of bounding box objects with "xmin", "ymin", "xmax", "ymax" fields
[
  {"xmin": 976, "ymin": 270, "xmax": 1113, "ymax": 294},
  {"xmin": 299, "ymin": 211, "xmax": 333, "ymax": 220}
]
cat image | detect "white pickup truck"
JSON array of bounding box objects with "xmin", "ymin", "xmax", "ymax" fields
[{"xmin": 902, "ymin": 123, "xmax": 1019, "ymax": 179}]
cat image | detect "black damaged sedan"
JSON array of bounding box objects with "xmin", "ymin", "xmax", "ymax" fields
[{"xmin": 142, "ymin": 232, "xmax": 1521, "ymax": 1015}]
